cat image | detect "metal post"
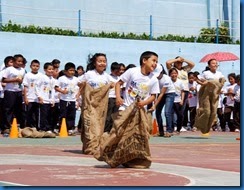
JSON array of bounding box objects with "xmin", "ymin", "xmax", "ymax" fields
[
  {"xmin": 216, "ymin": 19, "xmax": 219, "ymax": 44},
  {"xmin": 150, "ymin": 15, "xmax": 153, "ymax": 40},
  {"xmin": 78, "ymin": 10, "xmax": 81, "ymax": 36}
]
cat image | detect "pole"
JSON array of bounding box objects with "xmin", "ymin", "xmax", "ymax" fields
[
  {"xmin": 150, "ymin": 15, "xmax": 152, "ymax": 40},
  {"xmin": 216, "ymin": 19, "xmax": 219, "ymax": 44},
  {"xmin": 78, "ymin": 10, "xmax": 81, "ymax": 36}
]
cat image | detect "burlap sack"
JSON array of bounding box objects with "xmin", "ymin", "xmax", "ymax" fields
[
  {"xmin": 80, "ymin": 83, "xmax": 111, "ymax": 155},
  {"xmin": 94, "ymin": 102, "xmax": 152, "ymax": 169},
  {"xmin": 20, "ymin": 127, "xmax": 56, "ymax": 138},
  {"xmin": 194, "ymin": 77, "xmax": 226, "ymax": 134}
]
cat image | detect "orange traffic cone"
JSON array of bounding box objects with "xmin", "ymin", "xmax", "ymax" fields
[
  {"xmin": 59, "ymin": 118, "xmax": 68, "ymax": 137},
  {"xmin": 152, "ymin": 118, "xmax": 158, "ymax": 135},
  {"xmin": 9, "ymin": 118, "xmax": 18, "ymax": 138}
]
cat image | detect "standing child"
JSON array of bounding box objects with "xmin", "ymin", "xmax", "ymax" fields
[
  {"xmin": 222, "ymin": 73, "xmax": 236, "ymax": 132},
  {"xmin": 169, "ymin": 68, "xmax": 185, "ymax": 135},
  {"xmin": 233, "ymin": 74, "xmax": 240, "ymax": 132},
  {"xmin": 36, "ymin": 62, "xmax": 56, "ymax": 133},
  {"xmin": 1, "ymin": 54, "xmax": 26, "ymax": 135},
  {"xmin": 115, "ymin": 51, "xmax": 160, "ymax": 112},
  {"xmin": 149, "ymin": 64, "xmax": 176, "ymax": 137},
  {"xmin": 23, "ymin": 59, "xmax": 42, "ymax": 129},
  {"xmin": 187, "ymin": 72, "xmax": 198, "ymax": 130},
  {"xmin": 55, "ymin": 62, "xmax": 80, "ymax": 136}
]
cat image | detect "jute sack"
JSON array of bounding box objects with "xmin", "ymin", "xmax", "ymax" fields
[
  {"xmin": 94, "ymin": 101, "xmax": 152, "ymax": 168},
  {"xmin": 80, "ymin": 83, "xmax": 111, "ymax": 155},
  {"xmin": 194, "ymin": 77, "xmax": 226, "ymax": 134},
  {"xmin": 20, "ymin": 127, "xmax": 56, "ymax": 138}
]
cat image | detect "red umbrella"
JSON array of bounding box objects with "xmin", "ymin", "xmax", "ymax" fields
[{"xmin": 199, "ymin": 52, "xmax": 239, "ymax": 63}]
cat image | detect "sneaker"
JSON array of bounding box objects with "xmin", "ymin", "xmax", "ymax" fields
[
  {"xmin": 53, "ymin": 129, "xmax": 59, "ymax": 134},
  {"xmin": 235, "ymin": 129, "xmax": 240, "ymax": 133},
  {"xmin": 192, "ymin": 127, "xmax": 197, "ymax": 132},
  {"xmin": 68, "ymin": 130, "xmax": 76, "ymax": 136},
  {"xmin": 163, "ymin": 132, "xmax": 171, "ymax": 138},
  {"xmin": 180, "ymin": 127, "xmax": 187, "ymax": 132}
]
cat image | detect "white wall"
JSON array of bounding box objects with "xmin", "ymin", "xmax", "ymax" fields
[{"xmin": 0, "ymin": 31, "xmax": 240, "ymax": 80}]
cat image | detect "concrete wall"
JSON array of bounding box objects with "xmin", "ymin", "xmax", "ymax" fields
[
  {"xmin": 0, "ymin": 0, "xmax": 240, "ymax": 39},
  {"xmin": 0, "ymin": 31, "xmax": 240, "ymax": 80}
]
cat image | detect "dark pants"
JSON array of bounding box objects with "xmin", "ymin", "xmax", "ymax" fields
[
  {"xmin": 224, "ymin": 106, "xmax": 234, "ymax": 131},
  {"xmin": 0, "ymin": 98, "xmax": 4, "ymax": 132},
  {"xmin": 217, "ymin": 108, "xmax": 225, "ymax": 131},
  {"xmin": 25, "ymin": 102, "xmax": 40, "ymax": 129},
  {"xmin": 104, "ymin": 98, "xmax": 119, "ymax": 132},
  {"xmin": 233, "ymin": 101, "xmax": 240, "ymax": 130},
  {"xmin": 59, "ymin": 100, "xmax": 76, "ymax": 130},
  {"xmin": 3, "ymin": 91, "xmax": 24, "ymax": 130},
  {"xmin": 189, "ymin": 106, "xmax": 196, "ymax": 128},
  {"xmin": 182, "ymin": 91, "xmax": 189, "ymax": 126},
  {"xmin": 51, "ymin": 103, "xmax": 60, "ymax": 130},
  {"xmin": 173, "ymin": 102, "xmax": 184, "ymax": 132},
  {"xmin": 39, "ymin": 103, "xmax": 53, "ymax": 131}
]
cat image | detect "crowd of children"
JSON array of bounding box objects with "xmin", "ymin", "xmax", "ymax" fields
[{"xmin": 0, "ymin": 53, "xmax": 241, "ymax": 137}]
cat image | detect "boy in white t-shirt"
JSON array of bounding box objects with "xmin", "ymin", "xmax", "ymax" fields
[
  {"xmin": 1, "ymin": 54, "xmax": 26, "ymax": 135},
  {"xmin": 55, "ymin": 62, "xmax": 80, "ymax": 136},
  {"xmin": 23, "ymin": 59, "xmax": 42, "ymax": 129},
  {"xmin": 36, "ymin": 62, "xmax": 56, "ymax": 133},
  {"xmin": 115, "ymin": 51, "xmax": 160, "ymax": 111}
]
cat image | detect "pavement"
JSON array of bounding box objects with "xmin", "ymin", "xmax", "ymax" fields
[{"xmin": 0, "ymin": 130, "xmax": 241, "ymax": 186}]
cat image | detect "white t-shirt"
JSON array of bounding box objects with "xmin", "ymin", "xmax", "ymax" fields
[
  {"xmin": 188, "ymin": 81, "xmax": 198, "ymax": 107},
  {"xmin": 233, "ymin": 84, "xmax": 240, "ymax": 103},
  {"xmin": 79, "ymin": 70, "xmax": 111, "ymax": 89},
  {"xmin": 36, "ymin": 75, "xmax": 57, "ymax": 104},
  {"xmin": 56, "ymin": 75, "xmax": 80, "ymax": 102},
  {"xmin": 0, "ymin": 71, "xmax": 3, "ymax": 98},
  {"xmin": 223, "ymin": 83, "xmax": 236, "ymax": 107},
  {"xmin": 175, "ymin": 68, "xmax": 189, "ymax": 91},
  {"xmin": 158, "ymin": 74, "xmax": 175, "ymax": 94},
  {"xmin": 198, "ymin": 70, "xmax": 225, "ymax": 108},
  {"xmin": 173, "ymin": 79, "xmax": 184, "ymax": 103},
  {"xmin": 23, "ymin": 72, "xmax": 43, "ymax": 102},
  {"xmin": 119, "ymin": 67, "xmax": 160, "ymax": 110},
  {"xmin": 2, "ymin": 66, "xmax": 26, "ymax": 92},
  {"xmin": 109, "ymin": 74, "xmax": 120, "ymax": 98}
]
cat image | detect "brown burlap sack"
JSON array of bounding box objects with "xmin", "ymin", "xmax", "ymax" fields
[
  {"xmin": 94, "ymin": 102, "xmax": 152, "ymax": 169},
  {"xmin": 80, "ymin": 83, "xmax": 111, "ymax": 155},
  {"xmin": 194, "ymin": 77, "xmax": 226, "ymax": 134},
  {"xmin": 20, "ymin": 127, "xmax": 56, "ymax": 138}
]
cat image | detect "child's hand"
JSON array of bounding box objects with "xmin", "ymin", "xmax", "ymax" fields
[
  {"xmin": 136, "ymin": 100, "xmax": 145, "ymax": 109},
  {"xmin": 148, "ymin": 105, "xmax": 155, "ymax": 112},
  {"xmin": 38, "ymin": 97, "xmax": 44, "ymax": 104},
  {"xmin": 62, "ymin": 88, "xmax": 69, "ymax": 94},
  {"xmin": 116, "ymin": 97, "xmax": 124, "ymax": 106},
  {"xmin": 24, "ymin": 97, "xmax": 29, "ymax": 105}
]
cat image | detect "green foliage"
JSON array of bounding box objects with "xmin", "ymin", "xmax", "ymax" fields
[{"xmin": 0, "ymin": 20, "xmax": 239, "ymax": 44}]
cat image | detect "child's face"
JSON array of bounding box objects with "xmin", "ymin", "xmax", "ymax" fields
[
  {"xmin": 170, "ymin": 70, "xmax": 178, "ymax": 81},
  {"xmin": 45, "ymin": 65, "xmax": 54, "ymax": 77},
  {"xmin": 119, "ymin": 65, "xmax": 125, "ymax": 76},
  {"xmin": 228, "ymin": 76, "xmax": 236, "ymax": 85},
  {"xmin": 30, "ymin": 63, "xmax": 40, "ymax": 73},
  {"xmin": 7, "ymin": 60, "xmax": 14, "ymax": 67},
  {"xmin": 208, "ymin": 60, "xmax": 218, "ymax": 72},
  {"xmin": 144, "ymin": 55, "xmax": 158, "ymax": 73},
  {"xmin": 65, "ymin": 68, "xmax": 76, "ymax": 78},
  {"xmin": 14, "ymin": 57, "xmax": 24, "ymax": 68},
  {"xmin": 77, "ymin": 68, "xmax": 84, "ymax": 76},
  {"xmin": 95, "ymin": 56, "xmax": 107, "ymax": 73},
  {"xmin": 188, "ymin": 74, "xmax": 194, "ymax": 83}
]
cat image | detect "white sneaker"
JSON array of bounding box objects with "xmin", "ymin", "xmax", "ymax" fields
[
  {"xmin": 180, "ymin": 127, "xmax": 187, "ymax": 132},
  {"xmin": 235, "ymin": 129, "xmax": 240, "ymax": 132}
]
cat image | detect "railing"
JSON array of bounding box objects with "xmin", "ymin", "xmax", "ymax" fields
[{"xmin": 0, "ymin": 2, "xmax": 240, "ymax": 42}]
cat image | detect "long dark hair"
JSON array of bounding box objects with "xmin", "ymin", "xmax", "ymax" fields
[{"xmin": 86, "ymin": 53, "xmax": 107, "ymax": 72}]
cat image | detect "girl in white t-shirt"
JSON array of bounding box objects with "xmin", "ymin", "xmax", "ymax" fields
[
  {"xmin": 169, "ymin": 68, "xmax": 185, "ymax": 134},
  {"xmin": 197, "ymin": 59, "xmax": 226, "ymax": 133}
]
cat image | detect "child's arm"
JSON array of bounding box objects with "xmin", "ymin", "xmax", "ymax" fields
[
  {"xmin": 23, "ymin": 86, "xmax": 29, "ymax": 105},
  {"xmin": 148, "ymin": 87, "xmax": 167, "ymax": 111},
  {"xmin": 115, "ymin": 79, "xmax": 124, "ymax": 106},
  {"xmin": 54, "ymin": 86, "xmax": 68, "ymax": 94},
  {"xmin": 2, "ymin": 77, "xmax": 22, "ymax": 84},
  {"xmin": 180, "ymin": 90, "xmax": 185, "ymax": 106}
]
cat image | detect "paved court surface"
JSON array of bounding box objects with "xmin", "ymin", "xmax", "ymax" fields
[{"xmin": 0, "ymin": 131, "xmax": 241, "ymax": 186}]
